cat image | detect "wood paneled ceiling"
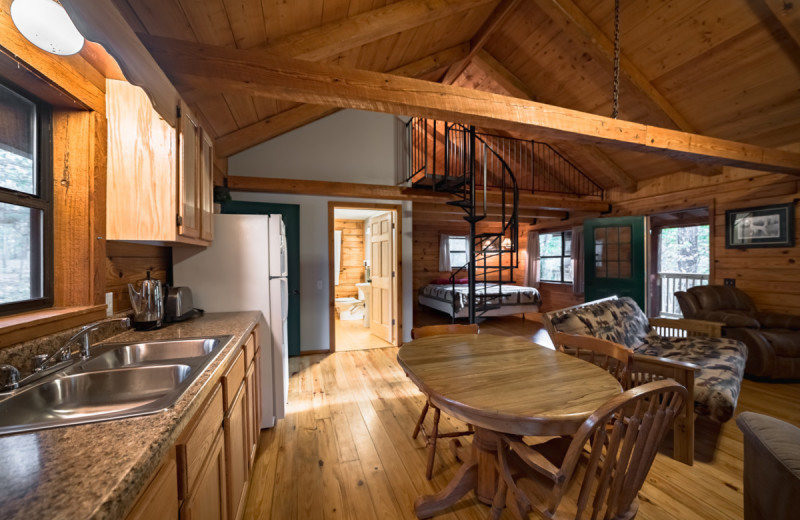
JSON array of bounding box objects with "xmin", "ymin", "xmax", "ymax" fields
[{"xmin": 111, "ymin": 0, "xmax": 800, "ymax": 189}]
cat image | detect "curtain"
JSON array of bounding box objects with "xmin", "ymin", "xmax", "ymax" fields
[
  {"xmin": 571, "ymin": 226, "xmax": 585, "ymax": 295},
  {"xmin": 439, "ymin": 234, "xmax": 451, "ymax": 271},
  {"xmin": 524, "ymin": 230, "xmax": 540, "ymax": 288},
  {"xmin": 334, "ymin": 230, "xmax": 342, "ymax": 286}
]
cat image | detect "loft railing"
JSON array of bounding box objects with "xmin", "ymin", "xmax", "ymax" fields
[
  {"xmin": 403, "ymin": 117, "xmax": 603, "ymax": 197},
  {"xmin": 658, "ymin": 272, "xmax": 709, "ymax": 318}
]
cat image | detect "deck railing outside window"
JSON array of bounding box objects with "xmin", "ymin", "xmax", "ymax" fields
[{"xmin": 659, "ymin": 272, "xmax": 709, "ymax": 318}]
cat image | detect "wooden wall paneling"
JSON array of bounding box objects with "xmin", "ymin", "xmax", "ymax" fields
[
  {"xmin": 142, "ymin": 35, "xmax": 800, "ymax": 175},
  {"xmin": 335, "ymin": 219, "xmax": 366, "ymax": 299},
  {"xmin": 106, "ymin": 242, "xmax": 171, "ymax": 312},
  {"xmin": 90, "ymin": 111, "xmax": 108, "ymax": 305},
  {"xmin": 52, "ymin": 111, "xmax": 98, "ymax": 307}
]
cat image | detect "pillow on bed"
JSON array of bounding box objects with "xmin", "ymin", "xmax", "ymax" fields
[{"xmin": 431, "ymin": 278, "xmax": 451, "ymax": 284}]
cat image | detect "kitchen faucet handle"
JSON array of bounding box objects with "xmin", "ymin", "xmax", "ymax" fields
[
  {"xmin": 0, "ymin": 364, "xmax": 20, "ymax": 392},
  {"xmin": 32, "ymin": 354, "xmax": 49, "ymax": 372}
]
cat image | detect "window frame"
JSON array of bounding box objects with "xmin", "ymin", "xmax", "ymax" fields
[
  {"xmin": 0, "ymin": 80, "xmax": 54, "ymax": 316},
  {"xmin": 539, "ymin": 230, "xmax": 572, "ymax": 284},
  {"xmin": 448, "ymin": 235, "xmax": 469, "ymax": 269}
]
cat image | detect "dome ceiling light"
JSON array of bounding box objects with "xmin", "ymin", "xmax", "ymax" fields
[{"xmin": 10, "ymin": 0, "xmax": 85, "ymax": 56}]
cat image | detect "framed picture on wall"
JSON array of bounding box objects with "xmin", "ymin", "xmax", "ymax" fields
[{"xmin": 725, "ymin": 203, "xmax": 795, "ymax": 248}]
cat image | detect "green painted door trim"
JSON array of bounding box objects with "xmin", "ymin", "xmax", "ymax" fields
[
  {"xmin": 584, "ymin": 216, "xmax": 647, "ymax": 312},
  {"xmin": 221, "ymin": 201, "xmax": 301, "ymax": 357}
]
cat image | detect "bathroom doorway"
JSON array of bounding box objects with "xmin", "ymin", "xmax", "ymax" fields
[{"xmin": 328, "ymin": 202, "xmax": 402, "ymax": 352}]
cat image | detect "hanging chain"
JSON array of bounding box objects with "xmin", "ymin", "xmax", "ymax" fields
[{"xmin": 612, "ymin": 0, "xmax": 621, "ymax": 119}]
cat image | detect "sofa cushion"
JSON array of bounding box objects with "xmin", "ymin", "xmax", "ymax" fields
[
  {"xmin": 759, "ymin": 330, "xmax": 800, "ymax": 358},
  {"xmin": 696, "ymin": 309, "xmax": 760, "ymax": 328},
  {"xmin": 688, "ymin": 285, "xmax": 756, "ymax": 312},
  {"xmin": 636, "ymin": 335, "xmax": 747, "ymax": 422},
  {"xmin": 548, "ymin": 297, "xmax": 650, "ymax": 349},
  {"xmin": 757, "ymin": 312, "xmax": 800, "ymax": 330}
]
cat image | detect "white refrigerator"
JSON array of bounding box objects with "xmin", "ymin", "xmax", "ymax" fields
[{"xmin": 173, "ymin": 214, "xmax": 289, "ymax": 428}]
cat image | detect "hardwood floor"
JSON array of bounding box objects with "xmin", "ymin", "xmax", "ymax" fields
[
  {"xmin": 334, "ymin": 317, "xmax": 394, "ymax": 352},
  {"xmin": 243, "ymin": 315, "xmax": 800, "ymax": 519}
]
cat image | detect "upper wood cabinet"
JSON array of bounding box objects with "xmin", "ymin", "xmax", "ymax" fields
[{"xmin": 106, "ymin": 80, "xmax": 213, "ymax": 245}]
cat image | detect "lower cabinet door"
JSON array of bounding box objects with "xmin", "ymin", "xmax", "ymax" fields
[
  {"xmin": 225, "ymin": 381, "xmax": 250, "ymax": 520},
  {"xmin": 245, "ymin": 361, "xmax": 258, "ymax": 467},
  {"xmin": 126, "ymin": 451, "xmax": 179, "ymax": 520},
  {"xmin": 181, "ymin": 430, "xmax": 227, "ymax": 520}
]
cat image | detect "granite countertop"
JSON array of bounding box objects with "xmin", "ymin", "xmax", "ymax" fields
[{"xmin": 0, "ymin": 311, "xmax": 262, "ymax": 520}]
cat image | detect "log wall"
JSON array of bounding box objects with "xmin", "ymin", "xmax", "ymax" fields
[
  {"xmin": 335, "ymin": 219, "xmax": 366, "ymax": 299},
  {"xmin": 106, "ymin": 242, "xmax": 171, "ymax": 313}
]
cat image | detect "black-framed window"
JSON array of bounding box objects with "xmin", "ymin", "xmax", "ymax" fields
[
  {"xmin": 0, "ymin": 81, "xmax": 53, "ymax": 315},
  {"xmin": 539, "ymin": 231, "xmax": 572, "ymax": 283},
  {"xmin": 448, "ymin": 235, "xmax": 468, "ymax": 268}
]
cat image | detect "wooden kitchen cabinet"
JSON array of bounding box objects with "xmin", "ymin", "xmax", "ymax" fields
[
  {"xmin": 125, "ymin": 450, "xmax": 178, "ymax": 520},
  {"xmin": 224, "ymin": 381, "xmax": 250, "ymax": 520},
  {"xmin": 106, "ymin": 80, "xmax": 213, "ymax": 245},
  {"xmin": 180, "ymin": 430, "xmax": 228, "ymax": 520},
  {"xmin": 200, "ymin": 131, "xmax": 215, "ymax": 241}
]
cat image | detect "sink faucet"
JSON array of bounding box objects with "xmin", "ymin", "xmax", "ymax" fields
[{"xmin": 34, "ymin": 317, "xmax": 132, "ymax": 372}]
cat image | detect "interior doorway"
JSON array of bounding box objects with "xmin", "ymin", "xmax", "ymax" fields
[
  {"xmin": 648, "ymin": 207, "xmax": 711, "ymax": 317},
  {"xmin": 328, "ymin": 202, "xmax": 402, "ymax": 352}
]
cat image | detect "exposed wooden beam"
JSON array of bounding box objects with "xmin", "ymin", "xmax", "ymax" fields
[
  {"xmin": 533, "ymin": 0, "xmax": 697, "ymax": 133},
  {"xmin": 61, "ymin": 0, "xmax": 179, "ymax": 125},
  {"xmin": 142, "ymin": 36, "xmax": 800, "ymax": 175},
  {"xmin": 214, "ymin": 44, "xmax": 469, "ymax": 157},
  {"xmin": 227, "ymin": 176, "xmax": 612, "ymax": 212},
  {"xmin": 258, "ymin": 0, "xmax": 494, "ymax": 61},
  {"xmin": 472, "ymin": 50, "xmax": 638, "ymax": 191},
  {"xmin": 763, "ymin": 0, "xmax": 800, "ymax": 48},
  {"xmin": 441, "ymin": 0, "xmax": 522, "ymax": 85}
]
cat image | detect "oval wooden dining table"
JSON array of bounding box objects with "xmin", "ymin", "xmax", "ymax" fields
[{"xmin": 397, "ymin": 333, "xmax": 622, "ymax": 519}]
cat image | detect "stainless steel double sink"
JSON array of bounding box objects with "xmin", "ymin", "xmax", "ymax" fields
[{"xmin": 0, "ymin": 336, "xmax": 232, "ymax": 436}]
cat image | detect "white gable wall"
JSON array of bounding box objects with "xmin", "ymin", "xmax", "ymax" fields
[{"xmin": 229, "ymin": 110, "xmax": 413, "ymax": 352}]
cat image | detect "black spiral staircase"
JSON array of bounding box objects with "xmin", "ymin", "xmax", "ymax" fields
[
  {"xmin": 405, "ymin": 119, "xmax": 520, "ymax": 323},
  {"xmin": 403, "ymin": 118, "xmax": 601, "ymax": 323}
]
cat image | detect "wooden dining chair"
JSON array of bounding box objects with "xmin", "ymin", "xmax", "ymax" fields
[
  {"xmin": 552, "ymin": 332, "xmax": 633, "ymax": 390},
  {"xmin": 410, "ymin": 323, "xmax": 479, "ymax": 480},
  {"xmin": 489, "ymin": 379, "xmax": 688, "ymax": 520}
]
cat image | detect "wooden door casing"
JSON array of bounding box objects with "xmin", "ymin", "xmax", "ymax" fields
[{"xmin": 369, "ymin": 212, "xmax": 394, "ymax": 344}]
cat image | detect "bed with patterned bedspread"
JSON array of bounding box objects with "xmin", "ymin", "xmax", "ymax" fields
[{"xmin": 418, "ymin": 283, "xmax": 542, "ymax": 318}]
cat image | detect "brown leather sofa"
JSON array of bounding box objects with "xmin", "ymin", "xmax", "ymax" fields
[
  {"xmin": 737, "ymin": 412, "xmax": 800, "ymax": 520},
  {"xmin": 676, "ymin": 285, "xmax": 800, "ymax": 379}
]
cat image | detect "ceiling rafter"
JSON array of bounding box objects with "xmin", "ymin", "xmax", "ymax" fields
[
  {"xmin": 762, "ymin": 0, "xmax": 800, "ymax": 49},
  {"xmin": 141, "ymin": 35, "xmax": 800, "ymax": 175},
  {"xmin": 256, "ymin": 0, "xmax": 495, "ymax": 61},
  {"xmin": 533, "ymin": 0, "xmax": 697, "ymax": 133},
  {"xmin": 471, "ymin": 50, "xmax": 638, "ymax": 191},
  {"xmin": 215, "ymin": 44, "xmax": 470, "ymax": 157},
  {"xmin": 440, "ymin": 0, "xmax": 522, "ymax": 85}
]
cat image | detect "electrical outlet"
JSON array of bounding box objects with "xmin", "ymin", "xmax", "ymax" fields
[
  {"xmin": 317, "ymin": 280, "xmax": 323, "ymax": 290},
  {"xmin": 724, "ymin": 278, "xmax": 736, "ymax": 287},
  {"xmin": 105, "ymin": 292, "xmax": 114, "ymax": 316}
]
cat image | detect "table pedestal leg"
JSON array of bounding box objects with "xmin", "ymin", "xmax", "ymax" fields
[{"xmin": 413, "ymin": 427, "xmax": 499, "ymax": 518}]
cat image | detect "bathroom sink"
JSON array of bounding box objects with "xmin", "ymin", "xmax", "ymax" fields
[
  {"xmin": 0, "ymin": 335, "xmax": 232, "ymax": 436},
  {"xmin": 80, "ymin": 337, "xmax": 229, "ymax": 371}
]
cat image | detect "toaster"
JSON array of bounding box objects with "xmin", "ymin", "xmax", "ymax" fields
[{"xmin": 165, "ymin": 286, "xmax": 198, "ymax": 322}]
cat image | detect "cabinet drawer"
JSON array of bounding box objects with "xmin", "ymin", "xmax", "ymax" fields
[
  {"xmin": 177, "ymin": 384, "xmax": 224, "ymax": 498},
  {"xmin": 223, "ymin": 349, "xmax": 246, "ymax": 411},
  {"xmin": 244, "ymin": 332, "xmax": 255, "ymax": 367}
]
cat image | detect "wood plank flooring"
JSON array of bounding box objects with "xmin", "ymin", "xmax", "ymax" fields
[
  {"xmin": 334, "ymin": 317, "xmax": 394, "ymax": 352},
  {"xmin": 244, "ymin": 315, "xmax": 800, "ymax": 519}
]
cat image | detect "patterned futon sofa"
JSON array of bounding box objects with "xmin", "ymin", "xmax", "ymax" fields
[{"xmin": 543, "ymin": 296, "xmax": 748, "ymax": 464}]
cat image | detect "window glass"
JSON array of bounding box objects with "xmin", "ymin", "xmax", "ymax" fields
[
  {"xmin": 538, "ymin": 231, "xmax": 572, "ymax": 283},
  {"xmin": 0, "ymin": 86, "xmax": 36, "ymax": 195},
  {"xmin": 0, "ymin": 82, "xmax": 51, "ymax": 315},
  {"xmin": 448, "ymin": 236, "xmax": 468, "ymax": 269}
]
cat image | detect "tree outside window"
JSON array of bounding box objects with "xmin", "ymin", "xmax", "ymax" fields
[{"xmin": 539, "ymin": 231, "xmax": 572, "ymax": 283}]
